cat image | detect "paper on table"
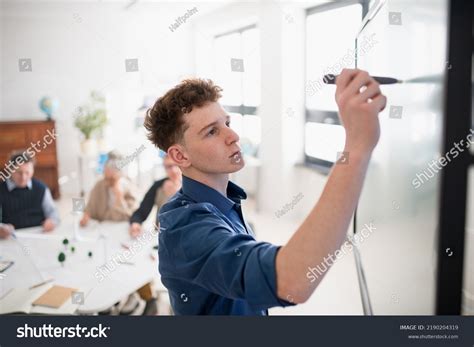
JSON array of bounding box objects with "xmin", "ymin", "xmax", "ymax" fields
[
  {"xmin": 0, "ymin": 284, "xmax": 84, "ymax": 315},
  {"xmin": 32, "ymin": 285, "xmax": 77, "ymax": 308}
]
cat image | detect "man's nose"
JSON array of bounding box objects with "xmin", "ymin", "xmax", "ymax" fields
[{"xmin": 225, "ymin": 127, "xmax": 240, "ymax": 145}]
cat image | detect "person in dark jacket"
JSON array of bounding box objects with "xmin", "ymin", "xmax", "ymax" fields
[
  {"xmin": 129, "ymin": 155, "xmax": 182, "ymax": 237},
  {"xmin": 0, "ymin": 150, "xmax": 59, "ymax": 239}
]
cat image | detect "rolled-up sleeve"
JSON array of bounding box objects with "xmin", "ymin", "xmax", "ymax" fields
[{"xmin": 160, "ymin": 205, "xmax": 295, "ymax": 311}]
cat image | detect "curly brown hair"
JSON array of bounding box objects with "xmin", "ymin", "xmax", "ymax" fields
[{"xmin": 144, "ymin": 78, "xmax": 223, "ymax": 152}]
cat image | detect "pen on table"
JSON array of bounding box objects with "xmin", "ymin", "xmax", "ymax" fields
[
  {"xmin": 117, "ymin": 260, "xmax": 134, "ymax": 266},
  {"xmin": 323, "ymin": 74, "xmax": 401, "ymax": 85},
  {"xmin": 29, "ymin": 278, "xmax": 54, "ymax": 290},
  {"xmin": 0, "ymin": 288, "xmax": 13, "ymax": 300}
]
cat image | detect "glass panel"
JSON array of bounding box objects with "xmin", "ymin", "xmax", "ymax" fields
[
  {"xmin": 355, "ymin": 0, "xmax": 449, "ymax": 314},
  {"xmin": 305, "ymin": 4, "xmax": 362, "ymax": 111},
  {"xmin": 466, "ymin": 54, "xmax": 474, "ymax": 315},
  {"xmin": 304, "ymin": 122, "xmax": 345, "ymax": 162},
  {"xmin": 305, "ymin": 4, "xmax": 362, "ymax": 164},
  {"xmin": 471, "ymin": 54, "xmax": 474, "ymax": 155},
  {"xmin": 464, "ymin": 167, "xmax": 474, "ymax": 315}
]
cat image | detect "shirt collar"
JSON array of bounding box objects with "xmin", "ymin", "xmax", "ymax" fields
[
  {"xmin": 6, "ymin": 178, "xmax": 33, "ymax": 192},
  {"xmin": 181, "ymin": 175, "xmax": 247, "ymax": 215}
]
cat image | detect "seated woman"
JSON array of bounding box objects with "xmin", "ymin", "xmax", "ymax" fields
[
  {"xmin": 80, "ymin": 151, "xmax": 138, "ymax": 227},
  {"xmin": 80, "ymin": 151, "xmax": 160, "ymax": 315},
  {"xmin": 129, "ymin": 154, "xmax": 182, "ymax": 237},
  {"xmin": 0, "ymin": 150, "xmax": 59, "ymax": 239}
]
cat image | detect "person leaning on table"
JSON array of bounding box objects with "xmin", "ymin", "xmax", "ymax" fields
[
  {"xmin": 144, "ymin": 70, "xmax": 386, "ymax": 315},
  {"xmin": 0, "ymin": 150, "xmax": 59, "ymax": 239},
  {"xmin": 126, "ymin": 155, "xmax": 181, "ymax": 315},
  {"xmin": 128, "ymin": 154, "xmax": 182, "ymax": 238}
]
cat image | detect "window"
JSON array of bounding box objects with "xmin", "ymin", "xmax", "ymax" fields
[
  {"xmin": 305, "ymin": 1, "xmax": 367, "ymax": 171},
  {"xmin": 213, "ymin": 25, "xmax": 261, "ymax": 158}
]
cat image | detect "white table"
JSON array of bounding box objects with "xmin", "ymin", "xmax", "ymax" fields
[{"xmin": 0, "ymin": 220, "xmax": 165, "ymax": 314}]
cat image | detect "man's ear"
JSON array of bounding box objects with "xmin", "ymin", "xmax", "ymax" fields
[{"xmin": 168, "ymin": 145, "xmax": 191, "ymax": 168}]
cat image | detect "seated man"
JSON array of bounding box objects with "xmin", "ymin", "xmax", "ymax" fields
[
  {"xmin": 0, "ymin": 150, "xmax": 59, "ymax": 239},
  {"xmin": 129, "ymin": 154, "xmax": 182, "ymax": 237},
  {"xmin": 80, "ymin": 151, "xmax": 138, "ymax": 227}
]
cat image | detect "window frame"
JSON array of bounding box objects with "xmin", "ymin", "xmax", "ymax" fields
[
  {"xmin": 213, "ymin": 24, "xmax": 260, "ymax": 157},
  {"xmin": 213, "ymin": 24, "xmax": 259, "ymax": 117},
  {"xmin": 304, "ymin": 1, "xmax": 369, "ymax": 173}
]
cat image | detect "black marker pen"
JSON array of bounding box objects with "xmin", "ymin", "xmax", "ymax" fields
[{"xmin": 323, "ymin": 73, "xmax": 401, "ymax": 85}]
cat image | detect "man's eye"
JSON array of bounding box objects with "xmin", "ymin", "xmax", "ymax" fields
[
  {"xmin": 225, "ymin": 121, "xmax": 231, "ymax": 127},
  {"xmin": 207, "ymin": 128, "xmax": 217, "ymax": 136}
]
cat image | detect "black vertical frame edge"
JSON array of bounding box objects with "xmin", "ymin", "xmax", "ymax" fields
[{"xmin": 435, "ymin": 0, "xmax": 473, "ymax": 315}]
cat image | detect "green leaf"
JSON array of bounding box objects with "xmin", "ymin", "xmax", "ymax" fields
[{"xmin": 58, "ymin": 252, "xmax": 66, "ymax": 263}]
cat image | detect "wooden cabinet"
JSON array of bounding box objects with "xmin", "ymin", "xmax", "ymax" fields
[{"xmin": 0, "ymin": 120, "xmax": 60, "ymax": 199}]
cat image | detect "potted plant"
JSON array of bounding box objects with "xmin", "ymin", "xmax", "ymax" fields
[{"xmin": 73, "ymin": 91, "xmax": 108, "ymax": 155}]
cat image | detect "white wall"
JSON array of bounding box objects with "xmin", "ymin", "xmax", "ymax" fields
[
  {"xmin": 1, "ymin": 0, "xmax": 328, "ymax": 214},
  {"xmin": 0, "ymin": 1, "xmax": 210, "ymax": 195}
]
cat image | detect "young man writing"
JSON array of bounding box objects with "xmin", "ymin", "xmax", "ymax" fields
[{"xmin": 144, "ymin": 69, "xmax": 386, "ymax": 315}]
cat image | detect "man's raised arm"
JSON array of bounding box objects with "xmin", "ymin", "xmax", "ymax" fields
[{"xmin": 275, "ymin": 69, "xmax": 387, "ymax": 303}]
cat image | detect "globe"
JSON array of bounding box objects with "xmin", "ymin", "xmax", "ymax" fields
[{"xmin": 39, "ymin": 96, "xmax": 59, "ymax": 119}]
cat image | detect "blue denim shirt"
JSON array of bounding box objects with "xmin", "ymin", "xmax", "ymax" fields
[{"xmin": 158, "ymin": 175, "xmax": 295, "ymax": 315}]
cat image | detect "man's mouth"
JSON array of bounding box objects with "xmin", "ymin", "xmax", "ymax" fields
[
  {"xmin": 230, "ymin": 151, "xmax": 242, "ymax": 163},
  {"xmin": 229, "ymin": 150, "xmax": 241, "ymax": 158}
]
